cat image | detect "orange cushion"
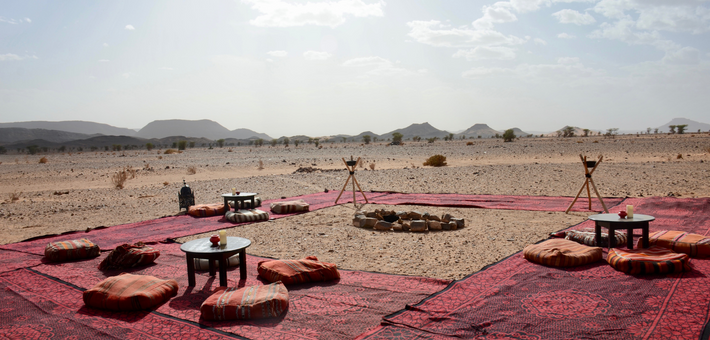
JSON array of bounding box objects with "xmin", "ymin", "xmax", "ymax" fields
[
  {"xmin": 44, "ymin": 238, "xmax": 100, "ymax": 262},
  {"xmin": 257, "ymin": 256, "xmax": 340, "ymax": 284},
  {"xmin": 270, "ymin": 199, "xmax": 310, "ymax": 214},
  {"xmin": 640, "ymin": 230, "xmax": 710, "ymax": 258},
  {"xmin": 607, "ymin": 246, "xmax": 691, "ymax": 275},
  {"xmin": 523, "ymin": 239, "xmax": 602, "ymax": 267},
  {"xmin": 200, "ymin": 282, "xmax": 289, "ymax": 321},
  {"xmin": 98, "ymin": 242, "xmax": 160, "ymax": 270},
  {"xmin": 83, "ymin": 273, "xmax": 178, "ymax": 311},
  {"xmin": 188, "ymin": 203, "xmax": 227, "ymax": 217}
]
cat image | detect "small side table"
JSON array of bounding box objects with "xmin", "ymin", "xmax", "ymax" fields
[
  {"xmin": 588, "ymin": 213, "xmax": 655, "ymax": 251},
  {"xmin": 222, "ymin": 193, "xmax": 257, "ymax": 211},
  {"xmin": 180, "ymin": 236, "xmax": 251, "ymax": 287}
]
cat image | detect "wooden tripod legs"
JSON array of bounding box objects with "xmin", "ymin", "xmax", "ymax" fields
[{"xmin": 335, "ymin": 157, "xmax": 369, "ymax": 205}]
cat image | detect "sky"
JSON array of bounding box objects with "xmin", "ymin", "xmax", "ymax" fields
[{"xmin": 1, "ymin": 0, "xmax": 709, "ymax": 137}]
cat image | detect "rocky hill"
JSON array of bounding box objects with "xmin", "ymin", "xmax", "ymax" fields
[
  {"xmin": 382, "ymin": 122, "xmax": 450, "ymax": 140},
  {"xmin": 0, "ymin": 128, "xmax": 95, "ymax": 144},
  {"xmin": 0, "ymin": 121, "xmax": 136, "ymax": 136},
  {"xmin": 456, "ymin": 124, "xmax": 500, "ymax": 138},
  {"xmin": 656, "ymin": 118, "xmax": 710, "ymax": 134},
  {"xmin": 136, "ymin": 119, "xmax": 232, "ymax": 140}
]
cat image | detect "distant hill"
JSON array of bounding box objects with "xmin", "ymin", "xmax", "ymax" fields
[
  {"xmin": 2, "ymin": 135, "xmax": 218, "ymax": 151},
  {"xmin": 382, "ymin": 122, "xmax": 450, "ymax": 139},
  {"xmin": 136, "ymin": 119, "xmax": 232, "ymax": 139},
  {"xmin": 0, "ymin": 121, "xmax": 136, "ymax": 136},
  {"xmin": 656, "ymin": 118, "xmax": 710, "ymax": 133},
  {"xmin": 0, "ymin": 128, "xmax": 95, "ymax": 144},
  {"xmin": 510, "ymin": 128, "xmax": 530, "ymax": 137},
  {"xmin": 231, "ymin": 128, "xmax": 271, "ymax": 140},
  {"xmin": 456, "ymin": 124, "xmax": 500, "ymax": 138}
]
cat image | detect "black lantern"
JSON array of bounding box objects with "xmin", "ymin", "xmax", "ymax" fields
[{"xmin": 179, "ymin": 179, "xmax": 195, "ymax": 211}]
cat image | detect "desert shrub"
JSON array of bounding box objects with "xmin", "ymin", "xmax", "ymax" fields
[
  {"xmin": 294, "ymin": 139, "xmax": 300, "ymax": 147},
  {"xmin": 427, "ymin": 137, "xmax": 438, "ymax": 143},
  {"xmin": 164, "ymin": 149, "xmax": 178, "ymax": 154},
  {"xmin": 112, "ymin": 169, "xmax": 128, "ymax": 189},
  {"xmin": 228, "ymin": 148, "xmax": 233, "ymax": 152},
  {"xmin": 112, "ymin": 144, "xmax": 122, "ymax": 151},
  {"xmin": 187, "ymin": 166, "xmax": 197, "ymax": 175},
  {"xmin": 0, "ymin": 146, "xmax": 6, "ymax": 154},
  {"xmin": 145, "ymin": 143, "xmax": 154, "ymax": 151},
  {"xmin": 423, "ymin": 155, "xmax": 447, "ymax": 167},
  {"xmin": 503, "ymin": 129, "xmax": 516, "ymax": 142},
  {"xmin": 369, "ymin": 163, "xmax": 375, "ymax": 170},
  {"xmin": 177, "ymin": 140, "xmax": 187, "ymax": 150},
  {"xmin": 163, "ymin": 181, "xmax": 169, "ymax": 186},
  {"xmin": 217, "ymin": 139, "xmax": 225, "ymax": 148},
  {"xmin": 9, "ymin": 191, "xmax": 22, "ymax": 202},
  {"xmin": 466, "ymin": 141, "xmax": 474, "ymax": 146},
  {"xmin": 677, "ymin": 154, "xmax": 683, "ymax": 159},
  {"xmin": 126, "ymin": 166, "xmax": 137, "ymax": 179},
  {"xmin": 189, "ymin": 141, "xmax": 195, "ymax": 148},
  {"xmin": 258, "ymin": 160, "xmax": 264, "ymax": 170},
  {"xmin": 27, "ymin": 145, "xmax": 39, "ymax": 155},
  {"xmin": 270, "ymin": 139, "xmax": 278, "ymax": 147},
  {"xmin": 392, "ymin": 132, "xmax": 403, "ymax": 145},
  {"xmin": 39, "ymin": 157, "xmax": 48, "ymax": 164}
]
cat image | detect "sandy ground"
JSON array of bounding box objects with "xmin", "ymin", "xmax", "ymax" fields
[{"xmin": 1, "ymin": 134, "xmax": 709, "ymax": 280}]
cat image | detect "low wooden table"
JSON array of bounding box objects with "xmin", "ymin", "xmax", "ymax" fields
[
  {"xmin": 180, "ymin": 236, "xmax": 251, "ymax": 287},
  {"xmin": 588, "ymin": 213, "xmax": 655, "ymax": 251},
  {"xmin": 222, "ymin": 193, "xmax": 257, "ymax": 211}
]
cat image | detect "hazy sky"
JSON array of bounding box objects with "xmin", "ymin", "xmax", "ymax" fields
[{"xmin": 1, "ymin": 0, "xmax": 709, "ymax": 137}]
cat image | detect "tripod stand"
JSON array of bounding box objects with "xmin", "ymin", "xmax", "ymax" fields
[
  {"xmin": 335, "ymin": 157, "xmax": 369, "ymax": 206},
  {"xmin": 565, "ymin": 154, "xmax": 609, "ymax": 214}
]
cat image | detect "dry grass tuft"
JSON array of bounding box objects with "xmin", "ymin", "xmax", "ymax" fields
[
  {"xmin": 111, "ymin": 166, "xmax": 136, "ymax": 189},
  {"xmin": 164, "ymin": 149, "xmax": 178, "ymax": 154},
  {"xmin": 258, "ymin": 160, "xmax": 264, "ymax": 170},
  {"xmin": 466, "ymin": 141, "xmax": 474, "ymax": 146},
  {"xmin": 163, "ymin": 181, "xmax": 169, "ymax": 186},
  {"xmin": 704, "ymin": 146, "xmax": 710, "ymax": 154},
  {"xmin": 9, "ymin": 191, "xmax": 22, "ymax": 203},
  {"xmin": 126, "ymin": 166, "xmax": 137, "ymax": 179},
  {"xmin": 593, "ymin": 140, "xmax": 599, "ymax": 143},
  {"xmin": 677, "ymin": 154, "xmax": 683, "ymax": 159},
  {"xmin": 39, "ymin": 157, "xmax": 48, "ymax": 164},
  {"xmin": 187, "ymin": 166, "xmax": 197, "ymax": 175},
  {"xmin": 369, "ymin": 163, "xmax": 376, "ymax": 170},
  {"xmin": 228, "ymin": 148, "xmax": 233, "ymax": 152},
  {"xmin": 423, "ymin": 154, "xmax": 447, "ymax": 167}
]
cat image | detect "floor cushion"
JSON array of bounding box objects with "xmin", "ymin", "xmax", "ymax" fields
[
  {"xmin": 523, "ymin": 239, "xmax": 603, "ymax": 267},
  {"xmin": 270, "ymin": 199, "xmax": 310, "ymax": 214},
  {"xmin": 229, "ymin": 197, "xmax": 262, "ymax": 209},
  {"xmin": 607, "ymin": 246, "xmax": 691, "ymax": 275},
  {"xmin": 83, "ymin": 273, "xmax": 178, "ymax": 311},
  {"xmin": 200, "ymin": 282, "xmax": 288, "ymax": 321},
  {"xmin": 188, "ymin": 203, "xmax": 227, "ymax": 217},
  {"xmin": 98, "ymin": 242, "xmax": 160, "ymax": 270},
  {"xmin": 257, "ymin": 256, "xmax": 340, "ymax": 284},
  {"xmin": 640, "ymin": 230, "xmax": 710, "ymax": 258},
  {"xmin": 44, "ymin": 238, "xmax": 100, "ymax": 262},
  {"xmin": 565, "ymin": 229, "xmax": 627, "ymax": 247},
  {"xmin": 225, "ymin": 209, "xmax": 270, "ymax": 223},
  {"xmin": 194, "ymin": 254, "xmax": 240, "ymax": 271}
]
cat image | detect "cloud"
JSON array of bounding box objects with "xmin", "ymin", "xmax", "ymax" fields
[
  {"xmin": 552, "ymin": 9, "xmax": 596, "ymax": 25},
  {"xmin": 103, "ymin": 43, "xmax": 109, "ymax": 47},
  {"xmin": 662, "ymin": 47, "xmax": 700, "ymax": 65},
  {"xmin": 472, "ymin": 3, "xmax": 518, "ymax": 30},
  {"xmin": 303, "ymin": 51, "xmax": 332, "ymax": 60},
  {"xmin": 25, "ymin": 18, "xmax": 31, "ymax": 23},
  {"xmin": 534, "ymin": 38, "xmax": 547, "ymax": 45},
  {"xmin": 241, "ymin": 0, "xmax": 385, "ymax": 28},
  {"xmin": 125, "ymin": 24, "xmax": 135, "ymax": 30},
  {"xmin": 267, "ymin": 50, "xmax": 288, "ymax": 57},
  {"xmin": 0, "ymin": 16, "xmax": 31, "ymax": 24},
  {"xmin": 502, "ymin": 0, "xmax": 597, "ymax": 14},
  {"xmin": 0, "ymin": 53, "xmax": 37, "ymax": 61},
  {"xmin": 462, "ymin": 57, "xmax": 604, "ymax": 81},
  {"xmin": 589, "ymin": 18, "xmax": 679, "ymax": 50},
  {"xmin": 122, "ymin": 73, "xmax": 132, "ymax": 78},
  {"xmin": 594, "ymin": 0, "xmax": 710, "ymax": 34},
  {"xmin": 98, "ymin": 59, "xmax": 110, "ymax": 62},
  {"xmin": 406, "ymin": 20, "xmax": 526, "ymax": 48},
  {"xmin": 342, "ymin": 56, "xmax": 417, "ymax": 77},
  {"xmin": 159, "ymin": 67, "xmax": 174, "ymax": 70},
  {"xmin": 453, "ymin": 46, "xmax": 517, "ymax": 60},
  {"xmin": 557, "ymin": 33, "xmax": 576, "ymax": 39}
]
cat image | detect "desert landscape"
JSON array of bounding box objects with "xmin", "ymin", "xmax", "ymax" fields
[{"xmin": 1, "ymin": 133, "xmax": 709, "ymax": 280}]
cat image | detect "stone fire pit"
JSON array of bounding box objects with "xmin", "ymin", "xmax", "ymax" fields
[{"xmin": 353, "ymin": 209, "xmax": 465, "ymax": 232}]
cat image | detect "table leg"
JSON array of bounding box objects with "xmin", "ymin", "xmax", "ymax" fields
[
  {"xmin": 595, "ymin": 223, "xmax": 602, "ymax": 247},
  {"xmin": 642, "ymin": 223, "xmax": 650, "ymax": 248},
  {"xmin": 224, "ymin": 197, "xmax": 230, "ymax": 211},
  {"xmin": 608, "ymin": 225, "xmax": 616, "ymax": 253},
  {"xmin": 186, "ymin": 254, "xmax": 196, "ymax": 287},
  {"xmin": 208, "ymin": 258, "xmax": 216, "ymax": 276},
  {"xmin": 627, "ymin": 228, "xmax": 634, "ymax": 249},
  {"xmin": 239, "ymin": 250, "xmax": 247, "ymax": 281},
  {"xmin": 251, "ymin": 197, "xmax": 256, "ymax": 209},
  {"xmin": 219, "ymin": 257, "xmax": 228, "ymax": 287}
]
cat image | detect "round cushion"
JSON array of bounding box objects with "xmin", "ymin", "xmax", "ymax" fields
[
  {"xmin": 607, "ymin": 246, "xmax": 691, "ymax": 275},
  {"xmin": 523, "ymin": 239, "xmax": 602, "ymax": 267},
  {"xmin": 641, "ymin": 230, "xmax": 710, "ymax": 258},
  {"xmin": 565, "ymin": 229, "xmax": 627, "ymax": 247}
]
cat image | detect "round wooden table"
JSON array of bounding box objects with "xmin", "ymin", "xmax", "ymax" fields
[
  {"xmin": 222, "ymin": 193, "xmax": 257, "ymax": 211},
  {"xmin": 180, "ymin": 236, "xmax": 251, "ymax": 287},
  {"xmin": 588, "ymin": 213, "xmax": 655, "ymax": 250}
]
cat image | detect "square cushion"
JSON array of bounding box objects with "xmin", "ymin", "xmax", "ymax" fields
[
  {"xmin": 607, "ymin": 246, "xmax": 691, "ymax": 275},
  {"xmin": 523, "ymin": 239, "xmax": 603, "ymax": 267},
  {"xmin": 270, "ymin": 199, "xmax": 310, "ymax": 214},
  {"xmin": 225, "ymin": 209, "xmax": 269, "ymax": 223},
  {"xmin": 98, "ymin": 242, "xmax": 160, "ymax": 270},
  {"xmin": 200, "ymin": 282, "xmax": 288, "ymax": 321},
  {"xmin": 188, "ymin": 203, "xmax": 227, "ymax": 217},
  {"xmin": 640, "ymin": 230, "xmax": 710, "ymax": 258},
  {"xmin": 565, "ymin": 230, "xmax": 627, "ymax": 247},
  {"xmin": 258, "ymin": 256, "xmax": 340, "ymax": 284},
  {"xmin": 44, "ymin": 238, "xmax": 100, "ymax": 262},
  {"xmin": 83, "ymin": 273, "xmax": 178, "ymax": 311},
  {"xmin": 229, "ymin": 197, "xmax": 262, "ymax": 209}
]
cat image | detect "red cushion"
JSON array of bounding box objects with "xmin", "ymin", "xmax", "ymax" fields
[
  {"xmin": 200, "ymin": 282, "xmax": 289, "ymax": 320},
  {"xmin": 98, "ymin": 242, "xmax": 160, "ymax": 270},
  {"xmin": 270, "ymin": 199, "xmax": 310, "ymax": 214},
  {"xmin": 83, "ymin": 273, "xmax": 178, "ymax": 311},
  {"xmin": 188, "ymin": 203, "xmax": 227, "ymax": 217},
  {"xmin": 641, "ymin": 230, "xmax": 710, "ymax": 257},
  {"xmin": 607, "ymin": 246, "xmax": 691, "ymax": 275},
  {"xmin": 44, "ymin": 238, "xmax": 100, "ymax": 262},
  {"xmin": 225, "ymin": 209, "xmax": 269, "ymax": 223},
  {"xmin": 523, "ymin": 239, "xmax": 602, "ymax": 267},
  {"xmin": 257, "ymin": 256, "xmax": 340, "ymax": 284}
]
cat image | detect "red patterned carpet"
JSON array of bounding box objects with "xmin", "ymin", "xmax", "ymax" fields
[{"xmin": 358, "ymin": 197, "xmax": 710, "ymax": 340}]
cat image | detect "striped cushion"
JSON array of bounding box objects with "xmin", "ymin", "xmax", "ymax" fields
[
  {"xmin": 607, "ymin": 246, "xmax": 691, "ymax": 275},
  {"xmin": 229, "ymin": 197, "xmax": 262, "ymax": 209},
  {"xmin": 225, "ymin": 209, "xmax": 269, "ymax": 223},
  {"xmin": 44, "ymin": 238, "xmax": 100, "ymax": 262},
  {"xmin": 270, "ymin": 199, "xmax": 310, "ymax": 214},
  {"xmin": 188, "ymin": 203, "xmax": 227, "ymax": 217},
  {"xmin": 194, "ymin": 254, "xmax": 240, "ymax": 271},
  {"xmin": 523, "ymin": 239, "xmax": 602, "ymax": 267},
  {"xmin": 257, "ymin": 256, "xmax": 340, "ymax": 284},
  {"xmin": 565, "ymin": 230, "xmax": 627, "ymax": 247},
  {"xmin": 98, "ymin": 242, "xmax": 160, "ymax": 270},
  {"xmin": 640, "ymin": 230, "xmax": 710, "ymax": 258},
  {"xmin": 200, "ymin": 282, "xmax": 289, "ymax": 321},
  {"xmin": 83, "ymin": 273, "xmax": 178, "ymax": 311}
]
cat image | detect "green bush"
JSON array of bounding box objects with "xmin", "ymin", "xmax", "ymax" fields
[
  {"xmin": 423, "ymin": 154, "xmax": 447, "ymax": 167},
  {"xmin": 503, "ymin": 129, "xmax": 516, "ymax": 142},
  {"xmin": 178, "ymin": 140, "xmax": 187, "ymax": 150}
]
